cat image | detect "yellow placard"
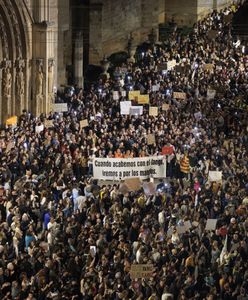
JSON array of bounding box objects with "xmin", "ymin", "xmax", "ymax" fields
[
  {"xmin": 138, "ymin": 94, "xmax": 149, "ymax": 104},
  {"xmin": 6, "ymin": 116, "xmax": 17, "ymax": 126},
  {"xmin": 128, "ymin": 91, "xmax": 140, "ymax": 100}
]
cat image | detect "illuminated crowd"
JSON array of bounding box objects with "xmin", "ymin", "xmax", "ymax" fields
[{"xmin": 0, "ymin": 2, "xmax": 248, "ymax": 300}]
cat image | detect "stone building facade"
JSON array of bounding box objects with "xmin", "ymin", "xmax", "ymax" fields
[{"xmin": 0, "ymin": 0, "xmax": 241, "ymax": 123}]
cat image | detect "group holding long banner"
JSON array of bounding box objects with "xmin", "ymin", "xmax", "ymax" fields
[{"xmin": 93, "ymin": 155, "xmax": 166, "ymax": 180}]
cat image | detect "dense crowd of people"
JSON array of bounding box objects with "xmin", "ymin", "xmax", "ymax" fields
[{"xmin": 0, "ymin": 2, "xmax": 248, "ymax": 299}]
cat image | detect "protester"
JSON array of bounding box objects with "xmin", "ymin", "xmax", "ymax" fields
[{"xmin": 0, "ymin": 2, "xmax": 248, "ymax": 299}]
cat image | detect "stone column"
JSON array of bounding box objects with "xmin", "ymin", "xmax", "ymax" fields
[
  {"xmin": 15, "ymin": 59, "xmax": 25, "ymax": 116},
  {"xmin": 48, "ymin": 58, "xmax": 55, "ymax": 112},
  {"xmin": 74, "ymin": 32, "xmax": 84, "ymax": 89},
  {"xmin": 1, "ymin": 60, "xmax": 12, "ymax": 122},
  {"xmin": 89, "ymin": 0, "xmax": 103, "ymax": 65},
  {"xmin": 34, "ymin": 59, "xmax": 44, "ymax": 117}
]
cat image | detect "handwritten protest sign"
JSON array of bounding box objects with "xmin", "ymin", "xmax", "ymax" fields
[
  {"xmin": 149, "ymin": 106, "xmax": 158, "ymax": 116},
  {"xmin": 124, "ymin": 178, "xmax": 142, "ymax": 191},
  {"xmin": 162, "ymin": 145, "xmax": 174, "ymax": 155},
  {"xmin": 162, "ymin": 103, "xmax": 170, "ymax": 111},
  {"xmin": 80, "ymin": 119, "xmax": 89, "ymax": 128},
  {"xmin": 173, "ymin": 92, "xmax": 186, "ymax": 100},
  {"xmin": 147, "ymin": 133, "xmax": 155, "ymax": 145},
  {"xmin": 120, "ymin": 101, "xmax": 132, "ymax": 115},
  {"xmin": 152, "ymin": 85, "xmax": 160, "ymax": 92},
  {"xmin": 53, "ymin": 103, "xmax": 68, "ymax": 113},
  {"xmin": 113, "ymin": 91, "xmax": 119, "ymax": 100},
  {"xmin": 205, "ymin": 219, "xmax": 217, "ymax": 231},
  {"xmin": 130, "ymin": 264, "xmax": 154, "ymax": 279},
  {"xmin": 138, "ymin": 94, "xmax": 149, "ymax": 104},
  {"xmin": 207, "ymin": 89, "xmax": 216, "ymax": 99},
  {"xmin": 129, "ymin": 91, "xmax": 140, "ymax": 100},
  {"xmin": 209, "ymin": 171, "xmax": 222, "ymax": 182},
  {"xmin": 130, "ymin": 106, "xmax": 143, "ymax": 116}
]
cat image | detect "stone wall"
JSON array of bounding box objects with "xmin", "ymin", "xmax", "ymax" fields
[{"xmin": 89, "ymin": 0, "xmax": 165, "ymax": 64}]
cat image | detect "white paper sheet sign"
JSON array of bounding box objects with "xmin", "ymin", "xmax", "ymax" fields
[
  {"xmin": 152, "ymin": 85, "xmax": 160, "ymax": 92},
  {"xmin": 209, "ymin": 171, "xmax": 222, "ymax": 182},
  {"xmin": 207, "ymin": 89, "xmax": 216, "ymax": 99},
  {"xmin": 120, "ymin": 101, "xmax": 132, "ymax": 115},
  {"xmin": 205, "ymin": 219, "xmax": 217, "ymax": 231},
  {"xmin": 130, "ymin": 106, "xmax": 143, "ymax": 116},
  {"xmin": 53, "ymin": 103, "xmax": 68, "ymax": 112},
  {"xmin": 121, "ymin": 91, "xmax": 127, "ymax": 97},
  {"xmin": 113, "ymin": 91, "xmax": 119, "ymax": 100},
  {"xmin": 194, "ymin": 111, "xmax": 202, "ymax": 120},
  {"xmin": 35, "ymin": 124, "xmax": 44, "ymax": 133}
]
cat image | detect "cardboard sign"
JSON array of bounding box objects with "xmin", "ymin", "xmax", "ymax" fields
[
  {"xmin": 53, "ymin": 103, "xmax": 68, "ymax": 113},
  {"xmin": 205, "ymin": 219, "xmax": 217, "ymax": 231},
  {"xmin": 204, "ymin": 64, "xmax": 214, "ymax": 72},
  {"xmin": 130, "ymin": 106, "xmax": 143, "ymax": 116},
  {"xmin": 119, "ymin": 183, "xmax": 129, "ymax": 195},
  {"xmin": 113, "ymin": 91, "xmax": 119, "ymax": 100},
  {"xmin": 147, "ymin": 133, "xmax": 155, "ymax": 145},
  {"xmin": 162, "ymin": 146, "xmax": 174, "ymax": 155},
  {"xmin": 138, "ymin": 94, "xmax": 150, "ymax": 104},
  {"xmin": 35, "ymin": 124, "xmax": 44, "ymax": 134},
  {"xmin": 129, "ymin": 91, "xmax": 140, "ymax": 100},
  {"xmin": 208, "ymin": 30, "xmax": 218, "ymax": 39},
  {"xmin": 44, "ymin": 120, "xmax": 54, "ymax": 128},
  {"xmin": 6, "ymin": 116, "xmax": 17, "ymax": 126},
  {"xmin": 209, "ymin": 171, "xmax": 222, "ymax": 182},
  {"xmin": 130, "ymin": 264, "xmax": 154, "ymax": 279},
  {"xmin": 162, "ymin": 103, "xmax": 170, "ymax": 111},
  {"xmin": 80, "ymin": 119, "xmax": 89, "ymax": 128},
  {"xmin": 173, "ymin": 92, "xmax": 186, "ymax": 100},
  {"xmin": 120, "ymin": 101, "xmax": 132, "ymax": 115},
  {"xmin": 124, "ymin": 178, "xmax": 142, "ymax": 191},
  {"xmin": 149, "ymin": 106, "xmax": 158, "ymax": 116}
]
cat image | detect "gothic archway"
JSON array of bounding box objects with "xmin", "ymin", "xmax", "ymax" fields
[{"xmin": 0, "ymin": 0, "xmax": 32, "ymax": 123}]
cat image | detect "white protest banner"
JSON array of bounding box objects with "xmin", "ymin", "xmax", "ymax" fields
[
  {"xmin": 53, "ymin": 103, "xmax": 68, "ymax": 113},
  {"xmin": 113, "ymin": 91, "xmax": 119, "ymax": 100},
  {"xmin": 205, "ymin": 219, "xmax": 217, "ymax": 231},
  {"xmin": 130, "ymin": 264, "xmax": 154, "ymax": 279},
  {"xmin": 35, "ymin": 124, "xmax": 44, "ymax": 133},
  {"xmin": 93, "ymin": 155, "xmax": 166, "ymax": 180},
  {"xmin": 209, "ymin": 171, "xmax": 222, "ymax": 182},
  {"xmin": 207, "ymin": 89, "xmax": 216, "ymax": 99},
  {"xmin": 130, "ymin": 106, "xmax": 143, "ymax": 116},
  {"xmin": 120, "ymin": 101, "xmax": 132, "ymax": 115}
]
